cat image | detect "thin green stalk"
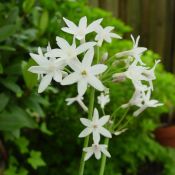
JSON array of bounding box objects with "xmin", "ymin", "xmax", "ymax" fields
[
  {"xmin": 99, "ymin": 138, "xmax": 109, "ymax": 175},
  {"xmin": 79, "ymin": 88, "xmax": 95, "ymax": 175}
]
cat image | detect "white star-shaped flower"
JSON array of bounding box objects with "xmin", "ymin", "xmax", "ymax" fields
[
  {"xmin": 133, "ymin": 89, "xmax": 163, "ymax": 117},
  {"xmin": 61, "ymin": 48, "xmax": 107, "ymax": 96},
  {"xmin": 45, "ymin": 36, "xmax": 96, "ymax": 66},
  {"xmin": 95, "ymin": 26, "xmax": 121, "ymax": 46},
  {"xmin": 65, "ymin": 95, "xmax": 88, "ymax": 112},
  {"xmin": 97, "ymin": 93, "xmax": 110, "ymax": 109},
  {"xmin": 83, "ymin": 143, "xmax": 111, "ymax": 161},
  {"xmin": 62, "ymin": 16, "xmax": 103, "ymax": 41},
  {"xmin": 79, "ymin": 108, "xmax": 111, "ymax": 143},
  {"xmin": 28, "ymin": 45, "xmax": 66, "ymax": 93},
  {"xmin": 115, "ymin": 35, "xmax": 147, "ymax": 65}
]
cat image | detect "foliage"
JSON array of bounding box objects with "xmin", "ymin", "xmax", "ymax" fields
[{"xmin": 0, "ymin": 0, "xmax": 175, "ymax": 175}]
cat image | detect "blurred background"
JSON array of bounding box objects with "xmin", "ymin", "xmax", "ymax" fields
[{"xmin": 0, "ymin": 0, "xmax": 175, "ymax": 175}]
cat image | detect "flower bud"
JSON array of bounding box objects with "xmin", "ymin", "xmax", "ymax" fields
[
  {"xmin": 101, "ymin": 52, "xmax": 108, "ymax": 63},
  {"xmin": 112, "ymin": 73, "xmax": 126, "ymax": 83}
]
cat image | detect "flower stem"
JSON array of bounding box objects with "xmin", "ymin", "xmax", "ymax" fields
[
  {"xmin": 99, "ymin": 138, "xmax": 109, "ymax": 175},
  {"xmin": 78, "ymin": 87, "xmax": 95, "ymax": 175}
]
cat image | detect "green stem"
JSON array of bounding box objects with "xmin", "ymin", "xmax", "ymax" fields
[
  {"xmin": 99, "ymin": 138, "xmax": 109, "ymax": 175},
  {"xmin": 79, "ymin": 88, "xmax": 95, "ymax": 175}
]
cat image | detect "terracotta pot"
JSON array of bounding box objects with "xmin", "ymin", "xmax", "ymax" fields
[{"xmin": 154, "ymin": 125, "xmax": 175, "ymax": 148}]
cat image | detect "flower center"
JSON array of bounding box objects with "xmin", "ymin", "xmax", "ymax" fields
[
  {"xmin": 93, "ymin": 124, "xmax": 98, "ymax": 129},
  {"xmin": 48, "ymin": 63, "xmax": 56, "ymax": 73},
  {"xmin": 81, "ymin": 70, "xmax": 87, "ymax": 77}
]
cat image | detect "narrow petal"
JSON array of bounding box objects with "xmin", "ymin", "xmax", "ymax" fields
[
  {"xmin": 61, "ymin": 27, "xmax": 74, "ymax": 34},
  {"xmin": 93, "ymin": 108, "xmax": 99, "ymax": 122},
  {"xmin": 82, "ymin": 48, "xmax": 94, "ymax": 67},
  {"xmin": 94, "ymin": 149, "xmax": 101, "ymax": 160},
  {"xmin": 89, "ymin": 64, "xmax": 107, "ymax": 75},
  {"xmin": 76, "ymin": 42, "xmax": 96, "ymax": 55},
  {"xmin": 38, "ymin": 73, "xmax": 53, "ymax": 93},
  {"xmin": 29, "ymin": 53, "xmax": 47, "ymax": 65},
  {"xmin": 98, "ymin": 127, "xmax": 112, "ymax": 138},
  {"xmin": 61, "ymin": 72, "xmax": 80, "ymax": 85},
  {"xmin": 56, "ymin": 36, "xmax": 71, "ymax": 50},
  {"xmin": 53, "ymin": 71, "xmax": 62, "ymax": 82},
  {"xmin": 84, "ymin": 150, "xmax": 93, "ymax": 161},
  {"xmin": 110, "ymin": 33, "xmax": 122, "ymax": 39},
  {"xmin": 80, "ymin": 118, "xmax": 91, "ymax": 127},
  {"xmin": 87, "ymin": 18, "xmax": 103, "ymax": 33},
  {"xmin": 93, "ymin": 131, "xmax": 100, "ymax": 144},
  {"xmin": 78, "ymin": 79, "xmax": 88, "ymax": 96},
  {"xmin": 63, "ymin": 17, "xmax": 77, "ymax": 31},
  {"xmin": 45, "ymin": 49, "xmax": 63, "ymax": 58},
  {"xmin": 98, "ymin": 115, "xmax": 110, "ymax": 126},
  {"xmin": 88, "ymin": 75, "xmax": 105, "ymax": 91},
  {"xmin": 79, "ymin": 128, "xmax": 92, "ymax": 138},
  {"xmin": 100, "ymin": 146, "xmax": 111, "ymax": 158},
  {"xmin": 79, "ymin": 16, "xmax": 87, "ymax": 28},
  {"xmin": 28, "ymin": 66, "xmax": 46, "ymax": 74}
]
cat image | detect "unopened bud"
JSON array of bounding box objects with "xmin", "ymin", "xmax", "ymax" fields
[
  {"xmin": 101, "ymin": 52, "xmax": 108, "ymax": 63},
  {"xmin": 112, "ymin": 73, "xmax": 126, "ymax": 83}
]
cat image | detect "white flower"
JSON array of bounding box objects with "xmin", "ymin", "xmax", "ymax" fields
[
  {"xmin": 83, "ymin": 143, "xmax": 111, "ymax": 161},
  {"xmin": 62, "ymin": 16, "xmax": 103, "ymax": 41},
  {"xmin": 98, "ymin": 93, "xmax": 110, "ymax": 109},
  {"xmin": 142, "ymin": 60, "xmax": 160, "ymax": 90},
  {"xmin": 133, "ymin": 89, "xmax": 163, "ymax": 117},
  {"xmin": 65, "ymin": 95, "xmax": 88, "ymax": 112},
  {"xmin": 61, "ymin": 48, "xmax": 107, "ymax": 96},
  {"xmin": 113, "ymin": 61, "xmax": 148, "ymax": 91},
  {"xmin": 121, "ymin": 90, "xmax": 143, "ymax": 108},
  {"xmin": 95, "ymin": 26, "xmax": 121, "ymax": 46},
  {"xmin": 79, "ymin": 108, "xmax": 111, "ymax": 143},
  {"xmin": 28, "ymin": 45, "xmax": 66, "ymax": 93},
  {"xmin": 45, "ymin": 36, "xmax": 96, "ymax": 66},
  {"xmin": 115, "ymin": 35, "xmax": 147, "ymax": 65}
]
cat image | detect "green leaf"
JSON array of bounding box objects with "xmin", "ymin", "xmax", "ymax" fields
[
  {"xmin": 0, "ymin": 25, "xmax": 16, "ymax": 41},
  {"xmin": 21, "ymin": 60, "xmax": 37, "ymax": 90},
  {"xmin": 0, "ymin": 63, "xmax": 3, "ymax": 74},
  {"xmin": 0, "ymin": 46, "xmax": 16, "ymax": 51},
  {"xmin": 0, "ymin": 106, "xmax": 37, "ymax": 132},
  {"xmin": 15, "ymin": 137, "xmax": 29, "ymax": 153},
  {"xmin": 40, "ymin": 122, "xmax": 53, "ymax": 135},
  {"xmin": 22, "ymin": 0, "xmax": 35, "ymax": 13},
  {"xmin": 39, "ymin": 10, "xmax": 49, "ymax": 35},
  {"xmin": 27, "ymin": 150, "xmax": 46, "ymax": 169},
  {"xmin": 0, "ymin": 78, "xmax": 23, "ymax": 96},
  {"xmin": 4, "ymin": 166, "xmax": 17, "ymax": 175},
  {"xmin": 0, "ymin": 93, "xmax": 9, "ymax": 111}
]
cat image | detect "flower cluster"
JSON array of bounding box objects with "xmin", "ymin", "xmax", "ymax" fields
[{"xmin": 28, "ymin": 16, "xmax": 162, "ymax": 162}]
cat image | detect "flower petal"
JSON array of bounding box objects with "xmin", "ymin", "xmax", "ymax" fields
[
  {"xmin": 61, "ymin": 72, "xmax": 80, "ymax": 85},
  {"xmin": 89, "ymin": 64, "xmax": 107, "ymax": 75},
  {"xmin": 80, "ymin": 118, "xmax": 91, "ymax": 127},
  {"xmin": 38, "ymin": 73, "xmax": 53, "ymax": 93},
  {"xmin": 98, "ymin": 115, "xmax": 110, "ymax": 126},
  {"xmin": 98, "ymin": 127, "xmax": 112, "ymax": 138},
  {"xmin": 84, "ymin": 150, "xmax": 93, "ymax": 161},
  {"xmin": 29, "ymin": 53, "xmax": 47, "ymax": 65},
  {"xmin": 53, "ymin": 71, "xmax": 62, "ymax": 82},
  {"xmin": 76, "ymin": 42, "xmax": 96, "ymax": 55},
  {"xmin": 45, "ymin": 49, "xmax": 63, "ymax": 58},
  {"xmin": 56, "ymin": 36, "xmax": 71, "ymax": 50},
  {"xmin": 94, "ymin": 149, "xmax": 101, "ymax": 160},
  {"xmin": 28, "ymin": 66, "xmax": 46, "ymax": 74},
  {"xmin": 87, "ymin": 18, "xmax": 103, "ymax": 33},
  {"xmin": 63, "ymin": 17, "xmax": 77, "ymax": 31},
  {"xmin": 93, "ymin": 131, "xmax": 100, "ymax": 144},
  {"xmin": 100, "ymin": 146, "xmax": 111, "ymax": 158},
  {"xmin": 79, "ymin": 16, "xmax": 87, "ymax": 29},
  {"xmin": 61, "ymin": 27, "xmax": 74, "ymax": 34},
  {"xmin": 78, "ymin": 79, "xmax": 88, "ymax": 96},
  {"xmin": 82, "ymin": 48, "xmax": 94, "ymax": 67},
  {"xmin": 88, "ymin": 75, "xmax": 105, "ymax": 91},
  {"xmin": 93, "ymin": 108, "xmax": 99, "ymax": 122},
  {"xmin": 79, "ymin": 127, "xmax": 92, "ymax": 138}
]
